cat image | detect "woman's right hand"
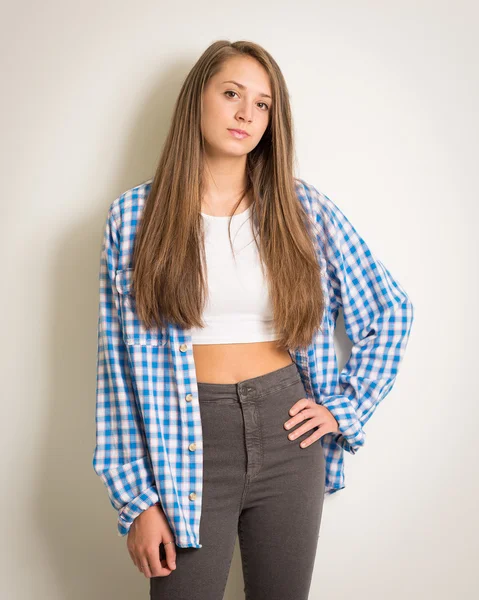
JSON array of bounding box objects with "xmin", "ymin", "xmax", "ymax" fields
[{"xmin": 126, "ymin": 503, "xmax": 177, "ymax": 578}]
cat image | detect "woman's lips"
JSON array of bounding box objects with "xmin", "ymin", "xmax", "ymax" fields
[{"xmin": 228, "ymin": 129, "xmax": 250, "ymax": 139}]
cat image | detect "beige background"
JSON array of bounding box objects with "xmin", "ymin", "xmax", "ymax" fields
[{"xmin": 1, "ymin": 0, "xmax": 477, "ymax": 598}]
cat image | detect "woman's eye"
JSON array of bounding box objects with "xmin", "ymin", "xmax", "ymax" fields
[{"xmin": 224, "ymin": 91, "xmax": 269, "ymax": 110}]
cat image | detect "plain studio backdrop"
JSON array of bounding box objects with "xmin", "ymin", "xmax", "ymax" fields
[{"xmin": 1, "ymin": 1, "xmax": 477, "ymax": 598}]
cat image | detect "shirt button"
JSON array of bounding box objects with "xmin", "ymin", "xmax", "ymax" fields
[
  {"xmin": 185, "ymin": 393, "xmax": 193, "ymax": 402},
  {"xmin": 179, "ymin": 343, "xmax": 188, "ymax": 352},
  {"xmin": 188, "ymin": 442, "xmax": 197, "ymax": 451},
  {"xmin": 189, "ymin": 492, "xmax": 197, "ymax": 501}
]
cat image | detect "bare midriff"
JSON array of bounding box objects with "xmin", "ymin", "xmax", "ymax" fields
[{"xmin": 193, "ymin": 340, "xmax": 293, "ymax": 384}]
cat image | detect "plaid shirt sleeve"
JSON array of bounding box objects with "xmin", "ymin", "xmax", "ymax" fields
[
  {"xmin": 92, "ymin": 202, "xmax": 160, "ymax": 537},
  {"xmin": 310, "ymin": 185, "xmax": 415, "ymax": 454}
]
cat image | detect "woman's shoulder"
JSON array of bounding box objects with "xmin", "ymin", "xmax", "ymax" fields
[
  {"xmin": 106, "ymin": 177, "xmax": 153, "ymax": 232},
  {"xmin": 293, "ymin": 177, "xmax": 343, "ymax": 237}
]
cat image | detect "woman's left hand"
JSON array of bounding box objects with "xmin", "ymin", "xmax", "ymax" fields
[{"xmin": 284, "ymin": 398, "xmax": 340, "ymax": 447}]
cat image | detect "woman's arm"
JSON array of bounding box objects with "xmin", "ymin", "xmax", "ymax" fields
[
  {"xmin": 92, "ymin": 201, "xmax": 161, "ymax": 536},
  {"xmin": 308, "ymin": 183, "xmax": 415, "ymax": 454}
]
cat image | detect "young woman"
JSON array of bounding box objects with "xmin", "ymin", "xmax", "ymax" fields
[{"xmin": 93, "ymin": 39, "xmax": 414, "ymax": 599}]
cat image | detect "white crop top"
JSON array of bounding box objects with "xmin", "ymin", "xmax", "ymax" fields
[{"xmin": 189, "ymin": 204, "xmax": 283, "ymax": 344}]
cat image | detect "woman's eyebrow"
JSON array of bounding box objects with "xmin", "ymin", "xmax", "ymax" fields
[{"xmin": 221, "ymin": 80, "xmax": 272, "ymax": 100}]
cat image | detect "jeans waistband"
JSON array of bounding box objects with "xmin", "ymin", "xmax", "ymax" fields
[{"xmin": 197, "ymin": 362, "xmax": 302, "ymax": 402}]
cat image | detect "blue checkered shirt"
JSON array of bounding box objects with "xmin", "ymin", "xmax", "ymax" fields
[{"xmin": 92, "ymin": 177, "xmax": 414, "ymax": 548}]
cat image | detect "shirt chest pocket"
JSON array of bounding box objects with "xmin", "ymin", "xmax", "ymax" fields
[{"xmin": 115, "ymin": 268, "xmax": 168, "ymax": 347}]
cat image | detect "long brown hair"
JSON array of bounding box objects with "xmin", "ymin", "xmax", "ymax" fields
[{"xmin": 131, "ymin": 39, "xmax": 325, "ymax": 350}]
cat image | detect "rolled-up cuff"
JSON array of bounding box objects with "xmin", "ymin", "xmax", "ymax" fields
[
  {"xmin": 320, "ymin": 395, "xmax": 365, "ymax": 454},
  {"xmin": 117, "ymin": 485, "xmax": 161, "ymax": 537}
]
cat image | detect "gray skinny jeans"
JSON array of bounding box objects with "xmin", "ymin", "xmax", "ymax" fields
[{"xmin": 150, "ymin": 362, "xmax": 326, "ymax": 600}]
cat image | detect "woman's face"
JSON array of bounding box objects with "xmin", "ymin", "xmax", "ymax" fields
[{"xmin": 201, "ymin": 56, "xmax": 272, "ymax": 159}]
